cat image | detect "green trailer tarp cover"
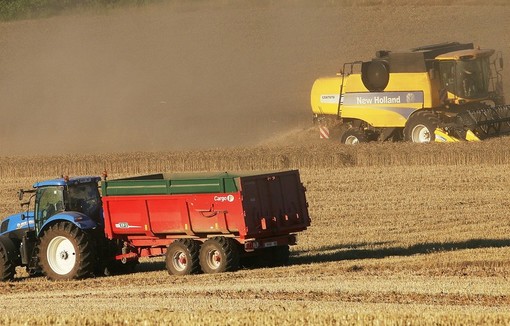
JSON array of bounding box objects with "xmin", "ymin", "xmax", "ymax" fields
[{"xmin": 101, "ymin": 172, "xmax": 251, "ymax": 196}]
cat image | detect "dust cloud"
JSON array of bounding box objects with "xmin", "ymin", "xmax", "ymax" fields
[{"xmin": 0, "ymin": 2, "xmax": 509, "ymax": 155}]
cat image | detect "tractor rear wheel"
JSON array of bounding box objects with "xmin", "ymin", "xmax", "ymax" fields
[
  {"xmin": 166, "ymin": 239, "xmax": 201, "ymax": 276},
  {"xmin": 340, "ymin": 129, "xmax": 367, "ymax": 145},
  {"xmin": 0, "ymin": 246, "xmax": 15, "ymax": 281},
  {"xmin": 404, "ymin": 111, "xmax": 439, "ymax": 143},
  {"xmin": 199, "ymin": 237, "xmax": 239, "ymax": 274},
  {"xmin": 39, "ymin": 222, "xmax": 95, "ymax": 280}
]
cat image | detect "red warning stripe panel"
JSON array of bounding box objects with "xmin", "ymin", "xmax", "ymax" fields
[{"xmin": 319, "ymin": 126, "xmax": 329, "ymax": 139}]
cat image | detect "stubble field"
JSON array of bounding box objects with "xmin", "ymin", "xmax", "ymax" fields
[{"xmin": 1, "ymin": 139, "xmax": 510, "ymax": 325}]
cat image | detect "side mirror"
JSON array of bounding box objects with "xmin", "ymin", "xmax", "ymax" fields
[{"xmin": 18, "ymin": 189, "xmax": 24, "ymax": 201}]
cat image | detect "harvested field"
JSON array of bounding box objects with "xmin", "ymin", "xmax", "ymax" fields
[
  {"xmin": 1, "ymin": 0, "xmax": 510, "ymax": 325},
  {"xmin": 2, "ymin": 141, "xmax": 510, "ymax": 325}
]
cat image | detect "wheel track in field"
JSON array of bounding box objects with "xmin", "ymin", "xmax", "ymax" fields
[{"xmin": 1, "ymin": 284, "xmax": 509, "ymax": 308}]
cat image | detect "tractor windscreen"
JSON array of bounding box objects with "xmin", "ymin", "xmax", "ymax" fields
[
  {"xmin": 440, "ymin": 57, "xmax": 491, "ymax": 100},
  {"xmin": 456, "ymin": 58, "xmax": 491, "ymax": 99},
  {"xmin": 35, "ymin": 186, "xmax": 65, "ymax": 226}
]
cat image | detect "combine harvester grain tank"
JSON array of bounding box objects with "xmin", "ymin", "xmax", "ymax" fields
[
  {"xmin": 0, "ymin": 170, "xmax": 310, "ymax": 281},
  {"xmin": 311, "ymin": 42, "xmax": 510, "ymax": 144}
]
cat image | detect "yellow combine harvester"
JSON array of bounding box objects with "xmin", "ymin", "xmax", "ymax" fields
[{"xmin": 311, "ymin": 42, "xmax": 510, "ymax": 143}]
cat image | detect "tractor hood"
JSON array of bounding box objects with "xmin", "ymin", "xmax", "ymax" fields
[{"xmin": 0, "ymin": 212, "xmax": 35, "ymax": 236}]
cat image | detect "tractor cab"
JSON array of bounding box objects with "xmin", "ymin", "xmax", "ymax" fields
[
  {"xmin": 436, "ymin": 48, "xmax": 503, "ymax": 104},
  {"xmin": 20, "ymin": 176, "xmax": 102, "ymax": 234}
]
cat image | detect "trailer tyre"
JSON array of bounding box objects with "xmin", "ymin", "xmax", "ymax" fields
[
  {"xmin": 39, "ymin": 222, "xmax": 95, "ymax": 280},
  {"xmin": 0, "ymin": 245, "xmax": 15, "ymax": 281},
  {"xmin": 404, "ymin": 111, "xmax": 439, "ymax": 143},
  {"xmin": 166, "ymin": 239, "xmax": 201, "ymax": 276},
  {"xmin": 199, "ymin": 237, "xmax": 239, "ymax": 274}
]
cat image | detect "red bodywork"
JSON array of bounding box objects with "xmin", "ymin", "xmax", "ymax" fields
[{"xmin": 101, "ymin": 171, "xmax": 310, "ymax": 259}]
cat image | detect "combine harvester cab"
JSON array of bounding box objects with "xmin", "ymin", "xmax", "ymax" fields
[{"xmin": 311, "ymin": 42, "xmax": 510, "ymax": 144}]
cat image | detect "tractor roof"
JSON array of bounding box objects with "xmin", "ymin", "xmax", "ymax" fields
[
  {"xmin": 33, "ymin": 176, "xmax": 101, "ymax": 188},
  {"xmin": 409, "ymin": 42, "xmax": 474, "ymax": 60},
  {"xmin": 435, "ymin": 48, "xmax": 495, "ymax": 61}
]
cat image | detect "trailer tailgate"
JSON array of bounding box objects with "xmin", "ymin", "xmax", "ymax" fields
[{"xmin": 240, "ymin": 170, "xmax": 310, "ymax": 239}]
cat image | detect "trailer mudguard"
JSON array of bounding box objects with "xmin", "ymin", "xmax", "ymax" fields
[
  {"xmin": 38, "ymin": 211, "xmax": 99, "ymax": 237},
  {"xmin": 0, "ymin": 235, "xmax": 20, "ymax": 265}
]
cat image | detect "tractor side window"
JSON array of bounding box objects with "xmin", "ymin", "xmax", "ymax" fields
[
  {"xmin": 439, "ymin": 61, "xmax": 456, "ymax": 95},
  {"xmin": 67, "ymin": 183, "xmax": 101, "ymax": 218},
  {"xmin": 35, "ymin": 187, "xmax": 65, "ymax": 225}
]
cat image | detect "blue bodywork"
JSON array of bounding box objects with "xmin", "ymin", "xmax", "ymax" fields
[
  {"xmin": 0, "ymin": 176, "xmax": 102, "ymax": 238},
  {"xmin": 36, "ymin": 211, "xmax": 99, "ymax": 235},
  {"xmin": 0, "ymin": 212, "xmax": 35, "ymax": 236}
]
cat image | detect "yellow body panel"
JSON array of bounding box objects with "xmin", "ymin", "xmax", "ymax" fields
[
  {"xmin": 311, "ymin": 72, "xmax": 437, "ymax": 127},
  {"xmin": 434, "ymin": 129, "xmax": 480, "ymax": 142},
  {"xmin": 434, "ymin": 129, "xmax": 459, "ymax": 142},
  {"xmin": 310, "ymin": 76, "xmax": 343, "ymax": 116}
]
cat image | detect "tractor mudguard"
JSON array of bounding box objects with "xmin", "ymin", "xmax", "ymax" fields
[
  {"xmin": 38, "ymin": 212, "xmax": 99, "ymax": 237},
  {"xmin": 0, "ymin": 235, "xmax": 20, "ymax": 264}
]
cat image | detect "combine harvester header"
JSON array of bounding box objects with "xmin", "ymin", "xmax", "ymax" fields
[{"xmin": 311, "ymin": 42, "xmax": 510, "ymax": 144}]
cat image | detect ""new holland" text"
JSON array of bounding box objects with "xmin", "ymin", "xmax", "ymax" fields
[{"xmin": 356, "ymin": 96, "xmax": 401, "ymax": 104}]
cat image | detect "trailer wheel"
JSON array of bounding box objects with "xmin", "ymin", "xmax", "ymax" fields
[
  {"xmin": 166, "ymin": 239, "xmax": 201, "ymax": 276},
  {"xmin": 199, "ymin": 237, "xmax": 239, "ymax": 274},
  {"xmin": 0, "ymin": 246, "xmax": 15, "ymax": 281},
  {"xmin": 404, "ymin": 111, "xmax": 439, "ymax": 143},
  {"xmin": 39, "ymin": 222, "xmax": 95, "ymax": 280},
  {"xmin": 340, "ymin": 129, "xmax": 367, "ymax": 145}
]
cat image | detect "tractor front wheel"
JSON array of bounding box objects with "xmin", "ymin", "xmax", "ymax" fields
[
  {"xmin": 0, "ymin": 245, "xmax": 15, "ymax": 281},
  {"xmin": 39, "ymin": 222, "xmax": 95, "ymax": 280}
]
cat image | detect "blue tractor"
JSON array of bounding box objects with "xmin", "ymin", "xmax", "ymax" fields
[{"xmin": 0, "ymin": 176, "xmax": 110, "ymax": 281}]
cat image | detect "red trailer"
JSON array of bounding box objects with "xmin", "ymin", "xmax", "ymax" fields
[{"xmin": 101, "ymin": 170, "xmax": 310, "ymax": 275}]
